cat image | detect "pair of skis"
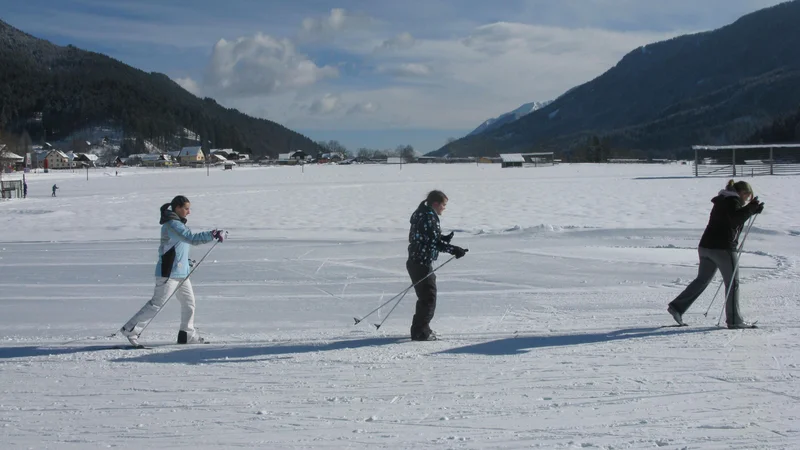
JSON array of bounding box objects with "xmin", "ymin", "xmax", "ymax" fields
[{"xmin": 660, "ymin": 321, "xmax": 758, "ymax": 329}]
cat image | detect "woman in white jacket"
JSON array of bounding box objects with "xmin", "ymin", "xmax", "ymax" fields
[{"xmin": 121, "ymin": 196, "xmax": 224, "ymax": 346}]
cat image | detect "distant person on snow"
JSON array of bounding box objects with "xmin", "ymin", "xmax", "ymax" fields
[
  {"xmin": 407, "ymin": 190, "xmax": 468, "ymax": 341},
  {"xmin": 51, "ymin": 184, "xmax": 58, "ymax": 197},
  {"xmin": 120, "ymin": 195, "xmax": 225, "ymax": 345},
  {"xmin": 667, "ymin": 180, "xmax": 764, "ymax": 329},
  {"xmin": 23, "ymin": 182, "xmax": 28, "ymax": 198}
]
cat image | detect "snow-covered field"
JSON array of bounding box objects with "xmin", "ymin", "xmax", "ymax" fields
[{"xmin": 1, "ymin": 163, "xmax": 798, "ymax": 449}]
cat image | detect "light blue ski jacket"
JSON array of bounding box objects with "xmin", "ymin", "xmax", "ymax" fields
[{"xmin": 154, "ymin": 210, "xmax": 214, "ymax": 279}]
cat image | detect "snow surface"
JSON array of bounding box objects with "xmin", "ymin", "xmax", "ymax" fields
[{"xmin": 1, "ymin": 163, "xmax": 799, "ymax": 449}]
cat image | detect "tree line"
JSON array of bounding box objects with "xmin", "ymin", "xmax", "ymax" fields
[{"xmin": 317, "ymin": 140, "xmax": 417, "ymax": 162}]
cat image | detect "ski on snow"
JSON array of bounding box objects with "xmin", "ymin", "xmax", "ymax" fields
[
  {"xmin": 108, "ymin": 341, "xmax": 212, "ymax": 350},
  {"xmin": 111, "ymin": 344, "xmax": 152, "ymax": 350},
  {"xmin": 660, "ymin": 321, "xmax": 760, "ymax": 329}
]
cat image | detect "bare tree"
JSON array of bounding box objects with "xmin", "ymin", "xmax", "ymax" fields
[
  {"xmin": 317, "ymin": 140, "xmax": 350, "ymax": 158},
  {"xmin": 357, "ymin": 147, "xmax": 374, "ymax": 159},
  {"xmin": 397, "ymin": 145, "xmax": 416, "ymax": 163}
]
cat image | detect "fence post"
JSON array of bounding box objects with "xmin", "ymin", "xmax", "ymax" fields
[
  {"xmin": 770, "ymin": 147, "xmax": 774, "ymax": 175},
  {"xmin": 694, "ymin": 147, "xmax": 699, "ymax": 177},
  {"xmin": 732, "ymin": 148, "xmax": 736, "ymax": 177}
]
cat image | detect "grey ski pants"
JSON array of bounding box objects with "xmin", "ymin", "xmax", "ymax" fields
[
  {"xmin": 669, "ymin": 247, "xmax": 743, "ymax": 325},
  {"xmin": 123, "ymin": 277, "xmax": 197, "ymax": 335}
]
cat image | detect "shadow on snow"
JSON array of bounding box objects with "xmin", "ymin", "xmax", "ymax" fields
[
  {"xmin": 111, "ymin": 336, "xmax": 407, "ymax": 364},
  {"xmin": 0, "ymin": 344, "xmax": 135, "ymax": 359},
  {"xmin": 440, "ymin": 326, "xmax": 718, "ymax": 356},
  {"xmin": 0, "ymin": 327, "xmax": 718, "ymax": 362}
]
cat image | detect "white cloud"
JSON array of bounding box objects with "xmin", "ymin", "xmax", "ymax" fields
[
  {"xmin": 306, "ymin": 95, "xmax": 380, "ymax": 116},
  {"xmin": 170, "ymin": 17, "xmax": 688, "ymax": 136},
  {"xmin": 276, "ymin": 22, "xmax": 683, "ymax": 132},
  {"xmin": 175, "ymin": 77, "xmax": 202, "ymax": 96},
  {"xmin": 299, "ymin": 8, "xmax": 374, "ymax": 40},
  {"xmin": 375, "ymin": 32, "xmax": 415, "ymax": 51},
  {"xmin": 347, "ymin": 102, "xmax": 379, "ymax": 115},
  {"xmin": 376, "ymin": 63, "xmax": 432, "ymax": 77},
  {"xmin": 203, "ymin": 33, "xmax": 338, "ymax": 97},
  {"xmin": 309, "ymin": 94, "xmax": 342, "ymax": 115}
]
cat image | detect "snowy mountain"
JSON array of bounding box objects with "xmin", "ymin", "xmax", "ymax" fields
[
  {"xmin": 432, "ymin": 1, "xmax": 800, "ymax": 158},
  {"xmin": 468, "ymin": 101, "xmax": 552, "ymax": 136},
  {"xmin": 0, "ymin": 19, "xmax": 323, "ymax": 158}
]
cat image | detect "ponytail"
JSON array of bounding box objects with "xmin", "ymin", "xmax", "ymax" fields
[
  {"xmin": 726, "ymin": 180, "xmax": 754, "ymax": 196},
  {"xmin": 161, "ymin": 195, "xmax": 190, "ymax": 216}
]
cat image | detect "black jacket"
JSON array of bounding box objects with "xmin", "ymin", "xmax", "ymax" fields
[
  {"xmin": 698, "ymin": 190, "xmax": 755, "ymax": 250},
  {"xmin": 407, "ymin": 201, "xmax": 456, "ymax": 265}
]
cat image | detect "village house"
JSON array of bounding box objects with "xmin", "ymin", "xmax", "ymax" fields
[
  {"xmin": 73, "ymin": 153, "xmax": 99, "ymax": 168},
  {"xmin": 318, "ymin": 152, "xmax": 343, "ymax": 163},
  {"xmin": 0, "ymin": 146, "xmax": 26, "ymax": 171},
  {"xmin": 210, "ymin": 149, "xmax": 233, "ymax": 159},
  {"xmin": 177, "ymin": 146, "xmax": 205, "ymax": 166},
  {"xmin": 140, "ymin": 153, "xmax": 172, "ymax": 167},
  {"xmin": 277, "ymin": 150, "xmax": 308, "ymax": 165},
  {"xmin": 212, "ymin": 149, "xmax": 251, "ymax": 162},
  {"xmin": 208, "ymin": 153, "xmax": 228, "ymax": 165},
  {"xmin": 45, "ymin": 150, "xmax": 71, "ymax": 169},
  {"xmin": 124, "ymin": 153, "xmax": 172, "ymax": 167}
]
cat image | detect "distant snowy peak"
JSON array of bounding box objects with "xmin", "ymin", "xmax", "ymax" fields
[
  {"xmin": 507, "ymin": 101, "xmax": 551, "ymax": 119},
  {"xmin": 468, "ymin": 100, "xmax": 553, "ymax": 136}
]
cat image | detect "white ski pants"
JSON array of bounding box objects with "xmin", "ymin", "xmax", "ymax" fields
[{"xmin": 123, "ymin": 277, "xmax": 196, "ymax": 335}]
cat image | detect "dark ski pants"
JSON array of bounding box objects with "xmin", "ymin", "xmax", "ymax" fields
[
  {"xmin": 407, "ymin": 260, "xmax": 437, "ymax": 339},
  {"xmin": 669, "ymin": 247, "xmax": 744, "ymax": 325}
]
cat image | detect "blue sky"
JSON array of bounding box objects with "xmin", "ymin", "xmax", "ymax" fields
[{"xmin": 1, "ymin": 0, "xmax": 787, "ymax": 153}]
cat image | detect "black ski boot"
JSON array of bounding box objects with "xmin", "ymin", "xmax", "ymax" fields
[
  {"xmin": 177, "ymin": 330, "xmax": 206, "ymax": 344},
  {"xmin": 727, "ymin": 322, "xmax": 758, "ymax": 329},
  {"xmin": 411, "ymin": 330, "xmax": 438, "ymax": 341}
]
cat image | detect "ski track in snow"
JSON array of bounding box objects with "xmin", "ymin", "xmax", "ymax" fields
[{"xmin": 1, "ymin": 164, "xmax": 799, "ymax": 449}]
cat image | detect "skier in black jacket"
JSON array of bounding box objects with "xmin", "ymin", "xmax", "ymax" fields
[
  {"xmin": 668, "ymin": 180, "xmax": 764, "ymax": 329},
  {"xmin": 407, "ymin": 190, "xmax": 467, "ymax": 341}
]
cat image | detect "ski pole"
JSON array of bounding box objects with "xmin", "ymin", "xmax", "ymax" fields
[
  {"xmin": 373, "ymin": 289, "xmax": 411, "ymax": 330},
  {"xmin": 115, "ymin": 235, "xmax": 224, "ymax": 338},
  {"xmin": 703, "ymin": 215, "xmax": 755, "ymax": 317},
  {"xmin": 714, "ymin": 215, "xmax": 758, "ymax": 326},
  {"xmin": 353, "ymin": 256, "xmax": 456, "ymax": 326},
  {"xmin": 703, "ymin": 216, "xmax": 755, "ymax": 317}
]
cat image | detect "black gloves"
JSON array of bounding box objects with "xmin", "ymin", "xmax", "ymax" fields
[
  {"xmin": 452, "ymin": 246, "xmax": 468, "ymax": 259},
  {"xmin": 748, "ymin": 197, "xmax": 765, "ymax": 214},
  {"xmin": 442, "ymin": 231, "xmax": 454, "ymax": 243}
]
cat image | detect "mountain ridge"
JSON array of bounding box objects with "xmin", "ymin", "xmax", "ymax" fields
[
  {"xmin": 468, "ymin": 101, "xmax": 552, "ymax": 136},
  {"xmin": 0, "ymin": 19, "xmax": 322, "ymax": 158},
  {"xmin": 431, "ymin": 0, "xmax": 800, "ymax": 158}
]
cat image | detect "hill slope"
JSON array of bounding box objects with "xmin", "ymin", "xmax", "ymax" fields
[
  {"xmin": 0, "ymin": 20, "xmax": 322, "ymax": 157},
  {"xmin": 468, "ymin": 101, "xmax": 551, "ymax": 137},
  {"xmin": 433, "ymin": 1, "xmax": 800, "ymax": 158}
]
